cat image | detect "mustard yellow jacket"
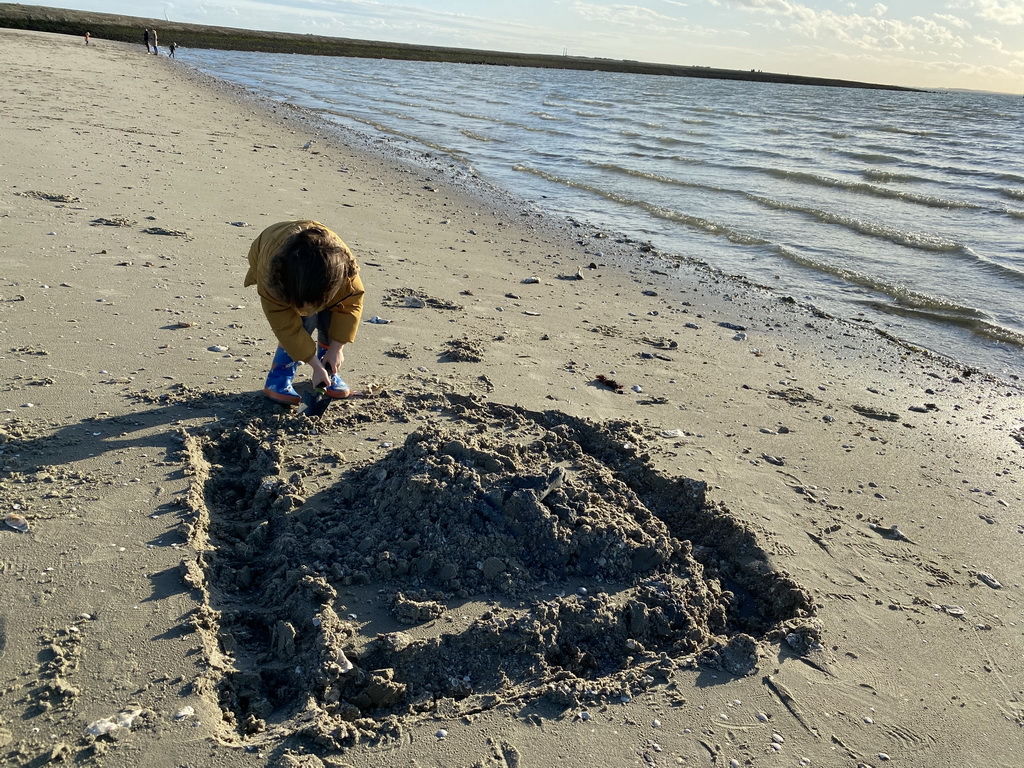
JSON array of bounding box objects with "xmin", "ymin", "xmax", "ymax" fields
[{"xmin": 244, "ymin": 220, "xmax": 364, "ymax": 362}]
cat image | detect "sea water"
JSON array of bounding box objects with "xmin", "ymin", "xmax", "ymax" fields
[{"xmin": 184, "ymin": 49, "xmax": 1024, "ymax": 381}]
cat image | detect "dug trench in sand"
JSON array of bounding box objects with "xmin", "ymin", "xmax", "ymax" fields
[
  {"xmin": 1, "ymin": 27, "xmax": 1023, "ymax": 768},
  {"xmin": 180, "ymin": 392, "xmax": 813, "ymax": 746}
]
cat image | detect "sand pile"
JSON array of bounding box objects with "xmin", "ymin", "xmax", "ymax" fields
[{"xmin": 180, "ymin": 392, "xmax": 811, "ymax": 747}]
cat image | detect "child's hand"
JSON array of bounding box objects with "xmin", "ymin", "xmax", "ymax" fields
[
  {"xmin": 310, "ymin": 362, "xmax": 331, "ymax": 390},
  {"xmin": 305, "ymin": 354, "xmax": 332, "ymax": 390},
  {"xmin": 320, "ymin": 340, "xmax": 345, "ymax": 374}
]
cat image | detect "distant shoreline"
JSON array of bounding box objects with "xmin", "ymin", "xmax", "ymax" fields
[{"xmin": 0, "ymin": 2, "xmax": 925, "ymax": 92}]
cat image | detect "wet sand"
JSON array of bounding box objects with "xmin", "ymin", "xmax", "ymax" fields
[{"xmin": 1, "ymin": 28, "xmax": 1022, "ymax": 768}]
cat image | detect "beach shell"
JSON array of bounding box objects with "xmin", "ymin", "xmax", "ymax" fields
[
  {"xmin": 976, "ymin": 571, "xmax": 1002, "ymax": 589},
  {"xmin": 522, "ymin": 277, "xmax": 540, "ymax": 284},
  {"xmin": 86, "ymin": 718, "xmax": 118, "ymax": 737},
  {"xmin": 404, "ymin": 295, "xmax": 426, "ymax": 308},
  {"xmin": 4, "ymin": 513, "xmax": 29, "ymax": 533},
  {"xmin": 86, "ymin": 708, "xmax": 143, "ymax": 737},
  {"xmin": 368, "ymin": 316, "xmax": 392, "ymax": 324},
  {"xmin": 116, "ymin": 708, "xmax": 144, "ymax": 728}
]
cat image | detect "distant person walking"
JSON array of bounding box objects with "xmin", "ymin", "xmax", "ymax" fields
[
  {"xmin": 169, "ymin": 41, "xmax": 177, "ymax": 58},
  {"xmin": 84, "ymin": 31, "xmax": 90, "ymax": 45},
  {"xmin": 150, "ymin": 28, "xmax": 159, "ymax": 55},
  {"xmin": 143, "ymin": 28, "xmax": 150, "ymax": 53}
]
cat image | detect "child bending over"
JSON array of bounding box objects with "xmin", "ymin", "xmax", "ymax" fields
[{"xmin": 244, "ymin": 221, "xmax": 364, "ymax": 404}]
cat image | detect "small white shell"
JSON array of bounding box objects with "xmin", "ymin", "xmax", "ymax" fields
[
  {"xmin": 86, "ymin": 718, "xmax": 118, "ymax": 737},
  {"xmin": 116, "ymin": 708, "xmax": 143, "ymax": 728},
  {"xmin": 5, "ymin": 513, "xmax": 29, "ymax": 533}
]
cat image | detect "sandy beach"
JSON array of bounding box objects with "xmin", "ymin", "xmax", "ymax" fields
[{"xmin": 1, "ymin": 28, "xmax": 1022, "ymax": 768}]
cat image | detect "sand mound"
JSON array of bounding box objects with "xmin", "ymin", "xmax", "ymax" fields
[{"xmin": 180, "ymin": 392, "xmax": 811, "ymax": 748}]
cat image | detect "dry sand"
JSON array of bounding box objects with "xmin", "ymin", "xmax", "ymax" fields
[{"xmin": 1, "ymin": 28, "xmax": 1022, "ymax": 768}]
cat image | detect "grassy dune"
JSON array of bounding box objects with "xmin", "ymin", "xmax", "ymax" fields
[{"xmin": 0, "ymin": 3, "xmax": 923, "ymax": 91}]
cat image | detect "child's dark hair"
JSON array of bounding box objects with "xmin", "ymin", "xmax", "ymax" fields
[{"xmin": 268, "ymin": 227, "xmax": 353, "ymax": 310}]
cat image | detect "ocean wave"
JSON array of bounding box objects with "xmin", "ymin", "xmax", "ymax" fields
[
  {"xmin": 760, "ymin": 168, "xmax": 981, "ymax": 210},
  {"xmin": 591, "ymin": 161, "xmax": 981, "ymax": 241},
  {"xmin": 770, "ymin": 252, "xmax": 1024, "ymax": 347},
  {"xmin": 324, "ymin": 111, "xmax": 468, "ymax": 159},
  {"xmin": 583, "ymin": 162, "xmax": 986, "ymax": 258},
  {"xmin": 862, "ymin": 168, "xmax": 928, "ymax": 184},
  {"xmin": 460, "ymin": 129, "xmax": 497, "ymax": 143},
  {"xmin": 591, "ymin": 162, "xmax": 728, "ymax": 193},
  {"xmin": 747, "ymin": 194, "xmax": 966, "ymax": 252},
  {"xmin": 864, "ymin": 302, "xmax": 1024, "ymax": 348},
  {"xmin": 512, "ymin": 164, "xmax": 765, "ymax": 246},
  {"xmin": 835, "ymin": 150, "xmax": 903, "ymax": 164},
  {"xmin": 875, "ymin": 124, "xmax": 937, "ymax": 137}
]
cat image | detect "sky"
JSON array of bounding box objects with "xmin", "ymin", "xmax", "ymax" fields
[{"xmin": 37, "ymin": 0, "xmax": 1024, "ymax": 92}]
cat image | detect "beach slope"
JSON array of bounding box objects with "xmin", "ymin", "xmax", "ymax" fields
[{"xmin": 0, "ymin": 29, "xmax": 1021, "ymax": 768}]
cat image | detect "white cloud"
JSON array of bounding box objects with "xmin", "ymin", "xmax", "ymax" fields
[
  {"xmin": 722, "ymin": 0, "xmax": 801, "ymax": 13},
  {"xmin": 973, "ymin": 33, "xmax": 1006, "ymax": 51},
  {"xmin": 571, "ymin": 2, "xmax": 678, "ymax": 26},
  {"xmin": 934, "ymin": 13, "xmax": 972, "ymax": 29},
  {"xmin": 970, "ymin": 0, "xmax": 1024, "ymax": 24}
]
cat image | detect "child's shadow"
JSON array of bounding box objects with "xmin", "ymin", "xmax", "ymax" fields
[{"xmin": 2, "ymin": 389, "xmax": 286, "ymax": 475}]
